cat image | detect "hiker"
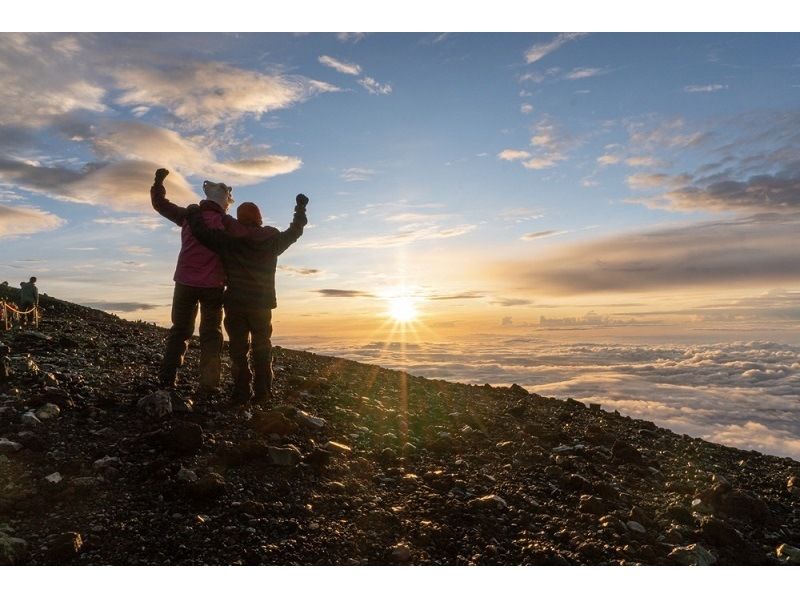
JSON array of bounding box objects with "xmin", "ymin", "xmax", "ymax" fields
[
  {"xmin": 19, "ymin": 277, "xmax": 38, "ymax": 326},
  {"xmin": 150, "ymin": 168, "xmax": 249, "ymax": 398},
  {"xmin": 185, "ymin": 194, "xmax": 308, "ymax": 405}
]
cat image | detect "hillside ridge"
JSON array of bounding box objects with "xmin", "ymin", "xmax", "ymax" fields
[{"xmin": 1, "ymin": 290, "xmax": 799, "ymax": 565}]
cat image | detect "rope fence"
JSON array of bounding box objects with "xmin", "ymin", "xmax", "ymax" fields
[{"xmin": 1, "ymin": 300, "xmax": 40, "ymax": 330}]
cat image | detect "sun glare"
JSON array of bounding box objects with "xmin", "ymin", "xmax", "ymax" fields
[{"xmin": 389, "ymin": 296, "xmax": 418, "ymax": 322}]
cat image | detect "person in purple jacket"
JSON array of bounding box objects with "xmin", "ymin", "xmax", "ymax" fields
[{"xmin": 150, "ymin": 168, "xmax": 247, "ymax": 398}]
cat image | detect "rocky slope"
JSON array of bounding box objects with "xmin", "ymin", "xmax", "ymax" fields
[{"xmin": 1, "ymin": 290, "xmax": 799, "ymax": 565}]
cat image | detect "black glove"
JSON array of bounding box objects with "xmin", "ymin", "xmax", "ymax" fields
[
  {"xmin": 154, "ymin": 168, "xmax": 169, "ymax": 185},
  {"xmin": 296, "ymin": 193, "xmax": 309, "ymax": 208}
]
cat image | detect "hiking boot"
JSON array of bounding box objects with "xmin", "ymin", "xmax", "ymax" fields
[{"xmin": 252, "ymin": 390, "xmax": 274, "ymax": 408}]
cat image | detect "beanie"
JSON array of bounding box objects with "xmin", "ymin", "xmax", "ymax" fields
[
  {"xmin": 203, "ymin": 180, "xmax": 233, "ymax": 209},
  {"xmin": 237, "ymin": 202, "xmax": 262, "ymax": 227}
]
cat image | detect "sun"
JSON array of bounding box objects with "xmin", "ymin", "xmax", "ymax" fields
[{"xmin": 388, "ymin": 296, "xmax": 418, "ymax": 323}]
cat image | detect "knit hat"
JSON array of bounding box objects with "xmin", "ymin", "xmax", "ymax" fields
[
  {"xmin": 237, "ymin": 202, "xmax": 262, "ymax": 227},
  {"xmin": 203, "ymin": 180, "xmax": 233, "ymax": 209}
]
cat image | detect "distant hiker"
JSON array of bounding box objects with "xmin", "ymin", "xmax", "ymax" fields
[
  {"xmin": 186, "ymin": 194, "xmax": 308, "ymax": 405},
  {"xmin": 19, "ymin": 277, "xmax": 38, "ymax": 326},
  {"xmin": 150, "ymin": 168, "xmax": 249, "ymax": 399}
]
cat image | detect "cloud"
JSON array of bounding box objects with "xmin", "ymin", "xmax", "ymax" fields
[
  {"xmin": 92, "ymin": 216, "xmax": 163, "ymax": 230},
  {"xmin": 426, "ymin": 291, "xmax": 484, "ymax": 301},
  {"xmin": 520, "ymin": 229, "xmax": 566, "ymax": 241},
  {"xmin": 498, "ymin": 149, "xmax": 532, "ymax": 161},
  {"xmin": 564, "ymin": 67, "xmax": 607, "ymax": 80},
  {"xmin": 491, "ymin": 297, "xmax": 534, "ymax": 307},
  {"xmin": 499, "ymin": 214, "xmax": 800, "ymax": 294},
  {"xmin": 0, "ymin": 204, "xmax": 64, "ymax": 237},
  {"xmin": 520, "ymin": 103, "xmax": 534, "ymax": 114},
  {"xmin": 314, "ymin": 288, "xmax": 374, "ymax": 298},
  {"xmin": 597, "ymin": 154, "xmax": 621, "ymax": 166},
  {"xmin": 337, "ymin": 33, "xmax": 366, "ymax": 43},
  {"xmin": 113, "ymin": 62, "xmax": 337, "ymax": 127},
  {"xmin": 358, "ymin": 77, "xmax": 392, "ymax": 95},
  {"xmin": 310, "ymin": 223, "xmax": 476, "ymax": 249},
  {"xmin": 278, "ymin": 265, "xmax": 325, "ymax": 277},
  {"xmin": 684, "ymin": 84, "xmax": 728, "ymax": 93},
  {"xmin": 0, "ymin": 34, "xmax": 106, "ymax": 127},
  {"xmin": 524, "ymin": 33, "xmax": 588, "ymax": 64},
  {"xmin": 498, "ymin": 207, "xmax": 543, "ymax": 222},
  {"xmin": 84, "ymin": 301, "xmax": 160, "ymax": 312},
  {"xmin": 626, "ymin": 172, "xmax": 691, "ymax": 189},
  {"xmin": 318, "ymin": 55, "xmax": 362, "ymax": 76},
  {"xmin": 340, "ymin": 167, "xmax": 375, "ymax": 182},
  {"xmin": 120, "ymin": 245, "xmax": 151, "ymax": 255}
]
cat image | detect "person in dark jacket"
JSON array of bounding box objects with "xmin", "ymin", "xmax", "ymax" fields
[
  {"xmin": 19, "ymin": 277, "xmax": 38, "ymax": 326},
  {"xmin": 151, "ymin": 168, "xmax": 249, "ymax": 397},
  {"xmin": 186, "ymin": 194, "xmax": 308, "ymax": 404}
]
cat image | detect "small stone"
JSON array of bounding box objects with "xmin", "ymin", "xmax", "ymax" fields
[
  {"xmin": 390, "ymin": 543, "xmax": 412, "ymax": 563},
  {"xmin": 46, "ymin": 532, "xmax": 83, "ymax": 563},
  {"xmin": 92, "ymin": 455, "xmax": 121, "ymax": 470},
  {"xmin": 191, "ymin": 473, "xmax": 226, "ymax": 499},
  {"xmin": 137, "ymin": 389, "xmax": 173, "ymax": 418},
  {"xmin": 578, "ymin": 495, "xmax": 607, "ymax": 516},
  {"xmin": 787, "ymin": 476, "xmax": 800, "ymax": 498},
  {"xmin": 776, "ymin": 543, "xmax": 800, "ymax": 564},
  {"xmin": 21, "ymin": 411, "xmax": 41, "ymax": 426},
  {"xmin": 322, "ymin": 441, "xmax": 352, "ymax": 454},
  {"xmin": 162, "ymin": 422, "xmax": 204, "ymax": 454},
  {"xmin": 35, "ymin": 403, "xmax": 61, "ymax": 420},
  {"xmin": 45, "ymin": 472, "xmax": 62, "ymax": 484},
  {"xmin": 0, "ymin": 438, "xmax": 22, "ymax": 454},
  {"xmin": 295, "ymin": 410, "xmax": 326, "ymax": 429},
  {"xmin": 612, "ymin": 440, "xmax": 644, "ymax": 465},
  {"xmin": 252, "ymin": 410, "xmax": 298, "ymax": 436},
  {"xmin": 0, "ymin": 532, "xmax": 29, "ymax": 565},
  {"xmin": 176, "ymin": 467, "xmax": 198, "ymax": 483},
  {"xmin": 467, "ymin": 494, "xmax": 508, "ymax": 510},
  {"xmin": 667, "ymin": 543, "xmax": 717, "ymax": 566},
  {"xmin": 16, "ymin": 431, "xmax": 45, "ymax": 451},
  {"xmin": 626, "ymin": 520, "xmax": 646, "ymax": 534},
  {"xmin": 267, "ymin": 444, "xmax": 303, "ymax": 467}
]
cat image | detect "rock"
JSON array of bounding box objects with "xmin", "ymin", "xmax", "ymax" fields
[
  {"xmin": 506, "ymin": 403, "xmax": 526, "ymax": 418},
  {"xmin": 509, "ymin": 383, "xmax": 529, "ymax": 398},
  {"xmin": 612, "ymin": 439, "xmax": 644, "ymax": 465},
  {"xmin": 467, "ymin": 494, "xmax": 508, "ymax": 511},
  {"xmin": 776, "ymin": 543, "xmax": 800, "ymax": 564},
  {"xmin": 565, "ymin": 474, "xmax": 593, "ymax": 493},
  {"xmin": 171, "ymin": 397, "xmax": 194, "ymax": 413},
  {"xmin": 787, "ymin": 476, "xmax": 800, "ymax": 498},
  {"xmin": 626, "ymin": 520, "xmax": 646, "ymax": 534},
  {"xmin": 176, "ymin": 467, "xmax": 198, "ymax": 483},
  {"xmin": 322, "ymin": 441, "xmax": 352, "ymax": 454},
  {"xmin": 579, "ymin": 495, "xmax": 608, "ymax": 516},
  {"xmin": 0, "ymin": 438, "xmax": 22, "ymax": 454},
  {"xmin": 0, "ymin": 531, "xmax": 28, "ymax": 565},
  {"xmin": 191, "ymin": 473, "xmax": 226, "ymax": 500},
  {"xmin": 267, "ymin": 444, "xmax": 303, "ymax": 467},
  {"xmin": 701, "ymin": 517, "xmax": 745, "ymax": 547},
  {"xmin": 46, "ymin": 531, "xmax": 83, "ymax": 563},
  {"xmin": 16, "ymin": 430, "xmax": 45, "ymax": 451},
  {"xmin": 92, "ymin": 456, "xmax": 121, "ymax": 470},
  {"xmin": 137, "ymin": 390, "xmax": 172, "ymax": 418},
  {"xmin": 45, "ymin": 472, "xmax": 63, "ymax": 484},
  {"xmin": 295, "ymin": 410, "xmax": 326, "ymax": 429},
  {"xmin": 664, "ymin": 505, "xmax": 695, "ymax": 526},
  {"xmin": 35, "ymin": 403, "xmax": 60, "ymax": 420},
  {"xmin": 21, "ymin": 411, "xmax": 41, "ymax": 426},
  {"xmin": 304, "ymin": 447, "xmax": 332, "ymax": 469},
  {"xmin": 716, "ymin": 489, "xmax": 769, "ymax": 523},
  {"xmin": 667, "ymin": 543, "xmax": 717, "ymax": 566},
  {"xmin": 162, "ymin": 422, "xmax": 204, "ymax": 454},
  {"xmin": 390, "ymin": 543, "xmax": 412, "ymax": 563},
  {"xmin": 589, "ymin": 403, "xmax": 601, "ymax": 411},
  {"xmin": 251, "ymin": 410, "xmax": 298, "ymax": 436}
]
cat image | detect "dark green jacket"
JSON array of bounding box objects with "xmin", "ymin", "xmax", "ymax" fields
[
  {"xmin": 187, "ymin": 206, "xmax": 306, "ymax": 309},
  {"xmin": 20, "ymin": 281, "xmax": 38, "ymax": 306}
]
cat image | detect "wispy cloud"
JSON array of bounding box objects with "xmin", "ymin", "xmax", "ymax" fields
[
  {"xmin": 314, "ymin": 288, "xmax": 374, "ymax": 298},
  {"xmin": 520, "ymin": 229, "xmax": 567, "ymax": 241},
  {"xmin": 340, "ymin": 167, "xmax": 375, "ymax": 182},
  {"xmin": 310, "ymin": 223, "xmax": 476, "ymax": 249},
  {"xmin": 564, "ymin": 67, "xmax": 607, "ymax": 80},
  {"xmin": 524, "ymin": 33, "xmax": 588, "ymax": 64},
  {"xmin": 318, "ymin": 55, "xmax": 362, "ymax": 76},
  {"xmin": 0, "ymin": 204, "xmax": 63, "ymax": 237},
  {"xmin": 337, "ymin": 33, "xmax": 366, "ymax": 43},
  {"xmin": 358, "ymin": 77, "xmax": 392, "ymax": 95},
  {"xmin": 684, "ymin": 83, "xmax": 728, "ymax": 93}
]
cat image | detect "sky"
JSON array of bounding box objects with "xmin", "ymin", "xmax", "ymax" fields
[{"xmin": 2, "ymin": 32, "xmax": 800, "ymax": 455}]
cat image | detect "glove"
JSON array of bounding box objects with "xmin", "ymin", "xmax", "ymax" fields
[
  {"xmin": 296, "ymin": 193, "xmax": 309, "ymax": 208},
  {"xmin": 154, "ymin": 168, "xmax": 170, "ymax": 185}
]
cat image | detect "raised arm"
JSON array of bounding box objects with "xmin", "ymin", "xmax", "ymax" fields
[
  {"xmin": 150, "ymin": 168, "xmax": 187, "ymax": 226},
  {"xmin": 186, "ymin": 206, "xmax": 240, "ymax": 253},
  {"xmin": 263, "ymin": 194, "xmax": 309, "ymax": 256}
]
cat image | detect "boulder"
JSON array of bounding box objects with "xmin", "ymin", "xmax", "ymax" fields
[
  {"xmin": 0, "ymin": 438, "xmax": 22, "ymax": 454},
  {"xmin": 46, "ymin": 531, "xmax": 83, "ymax": 563},
  {"xmin": 251, "ymin": 410, "xmax": 298, "ymax": 436},
  {"xmin": 0, "ymin": 532, "xmax": 29, "ymax": 565},
  {"xmin": 776, "ymin": 543, "xmax": 800, "ymax": 565},
  {"xmin": 267, "ymin": 444, "xmax": 303, "ymax": 467},
  {"xmin": 612, "ymin": 439, "xmax": 644, "ymax": 465},
  {"xmin": 35, "ymin": 403, "xmax": 60, "ymax": 420},
  {"xmin": 667, "ymin": 543, "xmax": 717, "ymax": 566},
  {"xmin": 137, "ymin": 390, "xmax": 172, "ymax": 418}
]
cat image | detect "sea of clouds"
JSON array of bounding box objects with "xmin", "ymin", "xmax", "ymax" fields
[{"xmin": 275, "ymin": 335, "xmax": 800, "ymax": 460}]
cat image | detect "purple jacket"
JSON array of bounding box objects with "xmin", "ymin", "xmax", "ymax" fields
[{"xmin": 151, "ymin": 184, "xmax": 248, "ymax": 288}]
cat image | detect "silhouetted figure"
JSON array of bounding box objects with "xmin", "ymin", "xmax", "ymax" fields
[
  {"xmin": 19, "ymin": 276, "xmax": 38, "ymax": 326},
  {"xmin": 150, "ymin": 168, "xmax": 249, "ymax": 398},
  {"xmin": 186, "ymin": 194, "xmax": 308, "ymax": 404}
]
